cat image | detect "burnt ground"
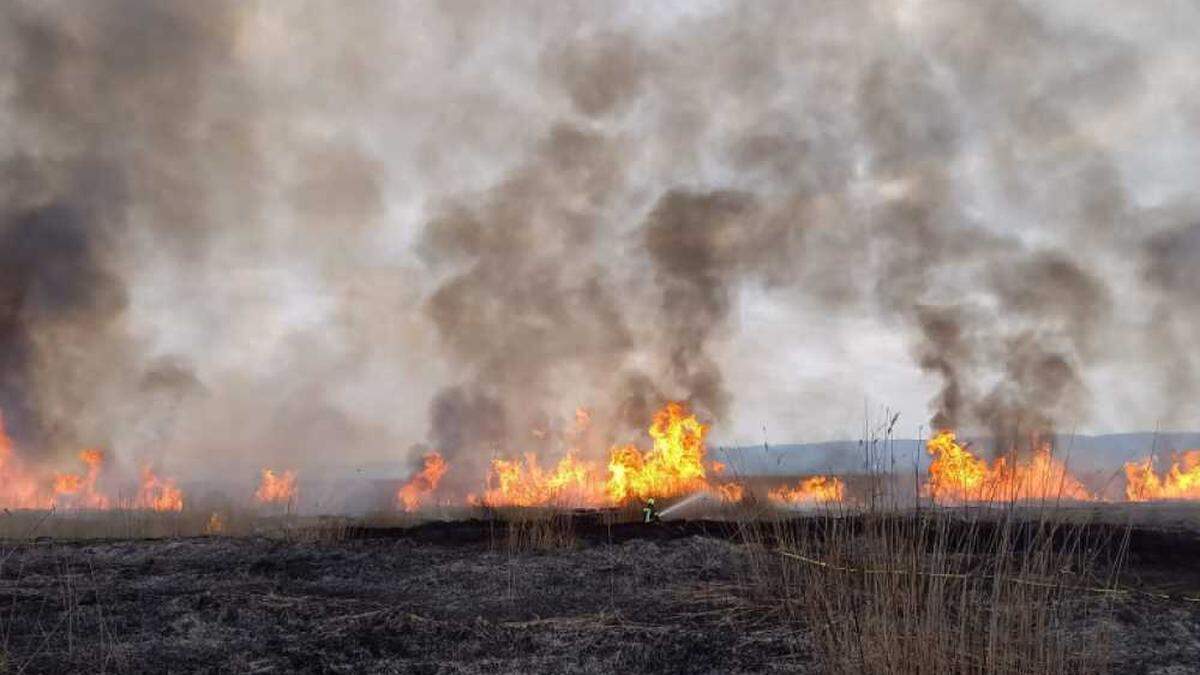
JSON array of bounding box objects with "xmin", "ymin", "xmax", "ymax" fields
[
  {"xmin": 0, "ymin": 523, "xmax": 805, "ymax": 674},
  {"xmin": 0, "ymin": 518, "xmax": 1198, "ymax": 674}
]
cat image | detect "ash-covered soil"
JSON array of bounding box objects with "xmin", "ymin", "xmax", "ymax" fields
[
  {"xmin": 0, "ymin": 526, "xmax": 806, "ymax": 674},
  {"xmin": 1, "ymin": 518, "xmax": 1198, "ymax": 674}
]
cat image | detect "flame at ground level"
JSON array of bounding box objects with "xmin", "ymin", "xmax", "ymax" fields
[
  {"xmin": 0, "ymin": 414, "xmax": 189, "ymax": 511},
  {"xmin": 1125, "ymin": 450, "xmax": 1200, "ymax": 501},
  {"xmin": 0, "ymin": 432, "xmax": 43, "ymax": 508},
  {"xmin": 50, "ymin": 450, "xmax": 110, "ymax": 510},
  {"xmin": 397, "ymin": 452, "xmax": 448, "ymax": 511},
  {"xmin": 203, "ymin": 512, "xmax": 226, "ymax": 535},
  {"xmin": 925, "ymin": 430, "xmax": 1092, "ymax": 503},
  {"xmin": 137, "ymin": 467, "xmax": 184, "ymax": 512},
  {"xmin": 255, "ymin": 469, "xmax": 297, "ymax": 505},
  {"xmin": 605, "ymin": 402, "xmax": 710, "ymax": 503},
  {"xmin": 476, "ymin": 452, "xmax": 604, "ymax": 508},
  {"xmin": 473, "ymin": 402, "xmax": 748, "ymax": 509},
  {"xmin": 769, "ymin": 476, "xmax": 846, "ymax": 506},
  {"xmin": 8, "ymin": 404, "xmax": 1200, "ymax": 515}
]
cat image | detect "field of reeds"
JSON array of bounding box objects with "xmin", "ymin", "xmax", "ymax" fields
[{"xmin": 1, "ymin": 499, "xmax": 1198, "ymax": 673}]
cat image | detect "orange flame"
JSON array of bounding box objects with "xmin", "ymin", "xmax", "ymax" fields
[
  {"xmin": 478, "ymin": 402, "xmax": 732, "ymax": 508},
  {"xmin": 769, "ymin": 476, "xmax": 846, "ymax": 506},
  {"xmin": 203, "ymin": 511, "xmax": 225, "ymax": 535},
  {"xmin": 136, "ymin": 467, "xmax": 184, "ymax": 511},
  {"xmin": 925, "ymin": 430, "xmax": 1091, "ymax": 503},
  {"xmin": 397, "ymin": 452, "xmax": 448, "ymax": 511},
  {"xmin": 605, "ymin": 402, "xmax": 710, "ymax": 503},
  {"xmin": 51, "ymin": 449, "xmax": 110, "ymax": 509},
  {"xmin": 478, "ymin": 451, "xmax": 605, "ymax": 508},
  {"xmin": 255, "ymin": 468, "xmax": 297, "ymax": 504},
  {"xmin": 0, "ymin": 422, "xmax": 45, "ymax": 509},
  {"xmin": 1124, "ymin": 450, "xmax": 1200, "ymax": 501}
]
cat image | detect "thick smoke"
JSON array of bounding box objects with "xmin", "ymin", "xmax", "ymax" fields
[
  {"xmin": 1, "ymin": 0, "xmax": 1198, "ymax": 486},
  {"xmin": 0, "ymin": 1, "xmax": 242, "ymax": 457},
  {"xmin": 0, "ymin": 203, "xmax": 126, "ymax": 448},
  {"xmin": 1141, "ymin": 221, "xmax": 1200, "ymax": 424},
  {"xmin": 846, "ymin": 1, "xmax": 1132, "ymax": 450},
  {"xmin": 418, "ymin": 125, "xmax": 641, "ymax": 468},
  {"xmin": 414, "ymin": 0, "xmax": 1153, "ymax": 457}
]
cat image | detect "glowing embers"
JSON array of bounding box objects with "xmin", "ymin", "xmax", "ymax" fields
[
  {"xmin": 924, "ymin": 430, "xmax": 1091, "ymax": 503},
  {"xmin": 1124, "ymin": 450, "xmax": 1200, "ymax": 501},
  {"xmin": 397, "ymin": 452, "xmax": 448, "ymax": 511},
  {"xmin": 768, "ymin": 476, "xmax": 846, "ymax": 506},
  {"xmin": 255, "ymin": 468, "xmax": 298, "ymax": 505}
]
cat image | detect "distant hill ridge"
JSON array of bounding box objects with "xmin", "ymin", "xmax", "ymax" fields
[{"xmin": 711, "ymin": 432, "xmax": 1200, "ymax": 477}]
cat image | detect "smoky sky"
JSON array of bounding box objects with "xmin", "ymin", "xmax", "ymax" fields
[{"xmin": 1, "ymin": 0, "xmax": 1198, "ymax": 477}]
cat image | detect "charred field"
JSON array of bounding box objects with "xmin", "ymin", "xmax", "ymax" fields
[{"xmin": 2, "ymin": 509, "xmax": 1200, "ymax": 674}]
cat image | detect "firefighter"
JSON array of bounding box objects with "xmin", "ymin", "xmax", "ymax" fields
[{"xmin": 643, "ymin": 497, "xmax": 659, "ymax": 523}]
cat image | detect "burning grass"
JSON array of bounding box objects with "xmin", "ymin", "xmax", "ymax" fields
[
  {"xmin": 925, "ymin": 430, "xmax": 1093, "ymax": 504},
  {"xmin": 9, "ymin": 403, "xmax": 1198, "ymax": 527},
  {"xmin": 397, "ymin": 452, "xmax": 448, "ymax": 511},
  {"xmin": 254, "ymin": 468, "xmax": 298, "ymax": 506},
  {"xmin": 767, "ymin": 476, "xmax": 847, "ymax": 507},
  {"xmin": 1124, "ymin": 450, "xmax": 1200, "ymax": 501},
  {"xmin": 461, "ymin": 402, "xmax": 754, "ymax": 510}
]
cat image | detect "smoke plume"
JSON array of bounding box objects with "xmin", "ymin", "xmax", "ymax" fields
[{"xmin": 0, "ymin": 0, "xmax": 1197, "ymax": 485}]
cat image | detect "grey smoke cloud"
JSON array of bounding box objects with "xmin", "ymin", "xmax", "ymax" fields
[{"xmin": 1, "ymin": 0, "xmax": 1198, "ymax": 481}]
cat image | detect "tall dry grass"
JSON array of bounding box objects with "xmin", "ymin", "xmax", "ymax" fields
[
  {"xmin": 491, "ymin": 507, "xmax": 579, "ymax": 552},
  {"xmin": 732, "ymin": 408, "xmax": 1129, "ymax": 673},
  {"xmin": 739, "ymin": 502, "xmax": 1128, "ymax": 674}
]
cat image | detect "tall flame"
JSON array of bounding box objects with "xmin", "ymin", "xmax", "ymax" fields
[
  {"xmin": 1124, "ymin": 450, "xmax": 1200, "ymax": 501},
  {"xmin": 255, "ymin": 468, "xmax": 297, "ymax": 504},
  {"xmin": 474, "ymin": 402, "xmax": 743, "ymax": 509},
  {"xmin": 925, "ymin": 430, "xmax": 1091, "ymax": 503},
  {"xmin": 397, "ymin": 452, "xmax": 448, "ymax": 511},
  {"xmin": 605, "ymin": 402, "xmax": 710, "ymax": 503},
  {"xmin": 769, "ymin": 476, "xmax": 846, "ymax": 506}
]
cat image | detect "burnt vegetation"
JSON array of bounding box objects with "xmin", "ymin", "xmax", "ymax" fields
[{"xmin": 1, "ymin": 509, "xmax": 1199, "ymax": 673}]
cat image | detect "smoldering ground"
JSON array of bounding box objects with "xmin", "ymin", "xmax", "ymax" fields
[{"xmin": 0, "ymin": 1, "xmax": 1198, "ymax": 485}]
